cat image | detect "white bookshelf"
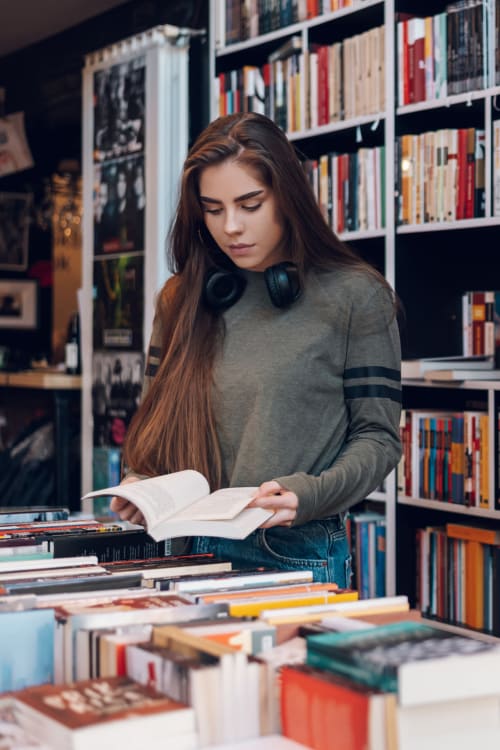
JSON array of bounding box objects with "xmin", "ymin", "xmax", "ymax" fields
[
  {"xmin": 209, "ymin": 0, "xmax": 397, "ymax": 596},
  {"xmin": 209, "ymin": 0, "xmax": 500, "ymax": 606}
]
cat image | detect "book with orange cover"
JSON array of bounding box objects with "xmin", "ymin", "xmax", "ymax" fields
[
  {"xmin": 280, "ymin": 663, "xmax": 396, "ymax": 750},
  {"xmin": 464, "ymin": 539, "xmax": 484, "ymax": 630},
  {"xmin": 446, "ymin": 523, "xmax": 500, "ymax": 545}
]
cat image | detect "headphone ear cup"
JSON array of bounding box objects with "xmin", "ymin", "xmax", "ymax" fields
[
  {"xmin": 265, "ymin": 262, "xmax": 301, "ymax": 308},
  {"xmin": 204, "ymin": 269, "xmax": 247, "ymax": 311}
]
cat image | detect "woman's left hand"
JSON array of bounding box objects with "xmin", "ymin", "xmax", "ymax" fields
[{"xmin": 248, "ymin": 480, "xmax": 298, "ymax": 528}]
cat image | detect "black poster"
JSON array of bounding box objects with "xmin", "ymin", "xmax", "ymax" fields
[{"xmin": 93, "ymin": 254, "xmax": 144, "ymax": 350}]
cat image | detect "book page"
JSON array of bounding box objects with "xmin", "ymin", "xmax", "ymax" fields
[
  {"xmin": 81, "ymin": 470, "xmax": 210, "ymax": 529},
  {"xmin": 153, "ymin": 507, "xmax": 273, "ymax": 541},
  {"xmin": 171, "ymin": 487, "xmax": 258, "ymax": 522}
]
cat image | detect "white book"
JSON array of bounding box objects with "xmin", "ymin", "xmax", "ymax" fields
[
  {"xmin": 423, "ymin": 369, "xmax": 500, "ymax": 382},
  {"xmin": 203, "ymin": 735, "xmax": 311, "ymax": 749},
  {"xmin": 0, "ymin": 555, "xmax": 99, "ymax": 574},
  {"xmin": 82, "ymin": 469, "xmax": 271, "ymax": 541},
  {"xmin": 171, "ymin": 569, "xmax": 313, "ymax": 595},
  {"xmin": 402, "ymin": 355, "xmax": 495, "ymax": 379}
]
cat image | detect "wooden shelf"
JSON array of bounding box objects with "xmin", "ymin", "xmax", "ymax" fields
[{"xmin": 0, "ymin": 370, "xmax": 82, "ymax": 390}]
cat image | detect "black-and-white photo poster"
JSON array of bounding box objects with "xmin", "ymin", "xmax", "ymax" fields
[
  {"xmin": 93, "ymin": 56, "xmax": 145, "ymax": 162},
  {"xmin": 93, "ymin": 154, "xmax": 145, "ymax": 255},
  {"xmin": 92, "ymin": 350, "xmax": 144, "ymax": 447}
]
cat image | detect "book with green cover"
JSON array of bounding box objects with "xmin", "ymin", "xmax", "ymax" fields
[{"xmin": 306, "ymin": 620, "xmax": 499, "ymax": 699}]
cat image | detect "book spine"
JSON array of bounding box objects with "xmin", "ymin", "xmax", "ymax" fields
[{"xmin": 49, "ymin": 531, "xmax": 170, "ymax": 562}]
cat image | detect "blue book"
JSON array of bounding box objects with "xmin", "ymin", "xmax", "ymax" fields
[
  {"xmin": 0, "ymin": 608, "xmax": 54, "ymax": 691},
  {"xmin": 375, "ymin": 521, "xmax": 386, "ymax": 598}
]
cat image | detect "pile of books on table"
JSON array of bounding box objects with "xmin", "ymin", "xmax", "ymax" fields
[{"xmin": 0, "ymin": 506, "xmax": 498, "ymax": 749}]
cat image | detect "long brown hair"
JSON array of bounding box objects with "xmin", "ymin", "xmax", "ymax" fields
[{"xmin": 123, "ymin": 112, "xmax": 391, "ymax": 488}]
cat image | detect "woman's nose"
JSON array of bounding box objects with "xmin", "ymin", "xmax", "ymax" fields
[{"xmin": 224, "ymin": 210, "xmax": 243, "ymax": 234}]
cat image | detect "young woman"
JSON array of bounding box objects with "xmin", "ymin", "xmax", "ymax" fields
[{"xmin": 111, "ymin": 112, "xmax": 402, "ymax": 585}]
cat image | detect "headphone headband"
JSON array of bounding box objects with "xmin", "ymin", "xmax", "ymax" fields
[{"xmin": 204, "ymin": 262, "xmax": 301, "ymax": 311}]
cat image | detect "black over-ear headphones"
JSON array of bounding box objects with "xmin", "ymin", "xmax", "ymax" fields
[{"xmin": 204, "ymin": 261, "xmax": 301, "ymax": 311}]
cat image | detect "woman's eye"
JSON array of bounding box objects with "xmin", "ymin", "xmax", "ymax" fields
[
  {"xmin": 242, "ymin": 204, "xmax": 261, "ymax": 212},
  {"xmin": 203, "ymin": 207, "xmax": 222, "ymax": 215}
]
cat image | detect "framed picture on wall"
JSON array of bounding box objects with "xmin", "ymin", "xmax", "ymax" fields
[
  {"xmin": 0, "ymin": 279, "xmax": 38, "ymax": 329},
  {"xmin": 0, "ymin": 192, "xmax": 32, "ymax": 270}
]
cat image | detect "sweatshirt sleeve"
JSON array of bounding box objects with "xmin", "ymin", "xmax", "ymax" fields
[{"xmin": 276, "ymin": 283, "xmax": 402, "ymax": 526}]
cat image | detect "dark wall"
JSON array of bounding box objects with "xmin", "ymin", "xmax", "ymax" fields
[{"xmin": 0, "ymin": 0, "xmax": 209, "ymax": 364}]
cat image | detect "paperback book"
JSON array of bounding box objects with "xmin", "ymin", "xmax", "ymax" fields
[
  {"xmin": 12, "ymin": 676, "xmax": 197, "ymax": 750},
  {"xmin": 306, "ymin": 620, "xmax": 500, "ymax": 706},
  {"xmin": 82, "ymin": 469, "xmax": 272, "ymax": 540}
]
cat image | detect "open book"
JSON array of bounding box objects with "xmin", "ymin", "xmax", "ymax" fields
[{"xmin": 81, "ymin": 470, "xmax": 273, "ymax": 541}]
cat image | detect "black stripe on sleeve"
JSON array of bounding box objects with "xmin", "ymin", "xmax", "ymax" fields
[
  {"xmin": 344, "ymin": 384, "xmax": 402, "ymax": 403},
  {"xmin": 148, "ymin": 345, "xmax": 162, "ymax": 359},
  {"xmin": 145, "ymin": 363, "xmax": 159, "ymax": 377},
  {"xmin": 344, "ymin": 366, "xmax": 401, "ymax": 382}
]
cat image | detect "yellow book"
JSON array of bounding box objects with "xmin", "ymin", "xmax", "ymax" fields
[
  {"xmin": 479, "ymin": 413, "xmax": 489, "ymax": 508},
  {"xmin": 261, "ymin": 595, "xmax": 409, "ymax": 625},
  {"xmin": 229, "ymin": 589, "xmax": 358, "ymax": 618}
]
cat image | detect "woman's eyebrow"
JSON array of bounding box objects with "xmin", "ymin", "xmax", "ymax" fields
[{"xmin": 200, "ymin": 189, "xmax": 264, "ymax": 204}]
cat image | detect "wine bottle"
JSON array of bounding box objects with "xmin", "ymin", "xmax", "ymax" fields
[{"xmin": 65, "ymin": 312, "xmax": 81, "ymax": 374}]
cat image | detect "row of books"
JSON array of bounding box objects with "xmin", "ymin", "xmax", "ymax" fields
[
  {"xmin": 221, "ymin": 0, "xmax": 359, "ymax": 46},
  {"xmin": 0, "ymin": 513, "xmax": 414, "ymax": 749},
  {"xmin": 416, "ymin": 522, "xmax": 500, "ymax": 635},
  {"xmin": 347, "ymin": 511, "xmax": 386, "ymax": 600},
  {"xmin": 4, "ymin": 511, "xmax": 500, "ymax": 748},
  {"xmin": 399, "ymin": 408, "xmax": 491, "ymax": 509},
  {"xmin": 397, "ymin": 3, "xmax": 488, "ymax": 107},
  {"xmin": 396, "ymin": 127, "xmax": 485, "ymax": 226},
  {"xmin": 304, "ymin": 145, "xmax": 385, "ymax": 234},
  {"xmin": 282, "ymin": 616, "xmax": 500, "ymax": 750},
  {"xmin": 217, "ymin": 26, "xmax": 385, "ymax": 132},
  {"xmin": 462, "ymin": 290, "xmax": 500, "ymax": 360}
]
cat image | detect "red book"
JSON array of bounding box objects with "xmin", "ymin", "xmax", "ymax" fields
[
  {"xmin": 281, "ymin": 664, "xmax": 393, "ymax": 750},
  {"xmin": 336, "ymin": 154, "xmax": 345, "ymax": 233},
  {"xmin": 407, "ymin": 19, "xmax": 416, "ymax": 103},
  {"xmin": 456, "ymin": 128, "xmax": 468, "ymax": 220},
  {"xmin": 412, "ymin": 18, "xmax": 426, "ymax": 103},
  {"xmin": 307, "ymin": 0, "xmax": 319, "ymax": 19},
  {"xmin": 472, "ymin": 291, "xmax": 486, "ymax": 355},
  {"xmin": 316, "ymin": 44, "xmax": 329, "ymax": 126},
  {"xmin": 464, "ymin": 127, "xmax": 476, "ymax": 218}
]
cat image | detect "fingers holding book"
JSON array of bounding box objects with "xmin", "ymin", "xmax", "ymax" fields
[
  {"xmin": 248, "ymin": 480, "xmax": 298, "ymax": 528},
  {"xmin": 110, "ymin": 475, "xmax": 146, "ymax": 526}
]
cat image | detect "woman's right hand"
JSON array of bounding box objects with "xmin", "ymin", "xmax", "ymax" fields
[{"xmin": 110, "ymin": 475, "xmax": 146, "ymax": 526}]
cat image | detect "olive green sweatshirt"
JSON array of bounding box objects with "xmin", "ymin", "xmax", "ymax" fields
[{"xmin": 144, "ymin": 266, "xmax": 402, "ymax": 527}]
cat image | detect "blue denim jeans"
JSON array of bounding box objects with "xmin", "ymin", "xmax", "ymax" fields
[{"xmin": 191, "ymin": 516, "xmax": 352, "ymax": 586}]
